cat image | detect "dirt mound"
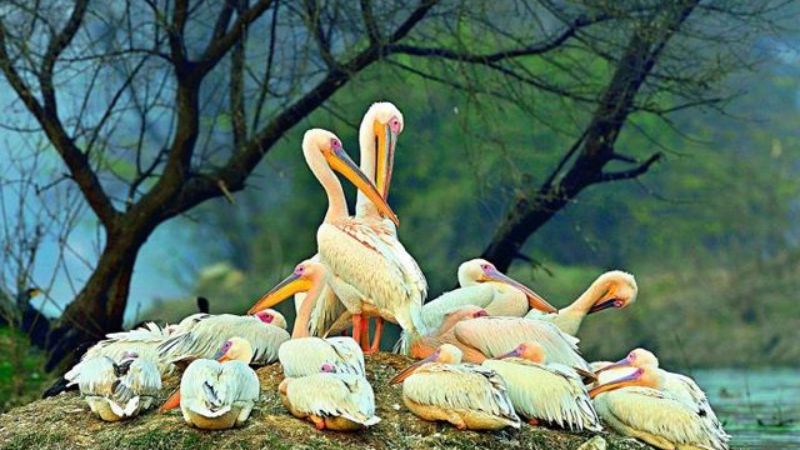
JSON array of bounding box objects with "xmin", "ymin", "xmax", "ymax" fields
[{"xmin": 0, "ymin": 353, "xmax": 648, "ymax": 450}]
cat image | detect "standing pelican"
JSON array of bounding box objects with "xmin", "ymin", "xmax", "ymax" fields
[
  {"xmin": 389, "ymin": 344, "xmax": 520, "ymax": 431},
  {"xmin": 595, "ymin": 348, "xmax": 728, "ymax": 439},
  {"xmin": 420, "ymin": 259, "xmax": 556, "ymax": 332},
  {"xmin": 161, "ymin": 337, "xmax": 260, "ymax": 430},
  {"xmin": 272, "ymin": 129, "xmax": 424, "ymax": 356},
  {"xmin": 250, "ymin": 260, "xmax": 366, "ymax": 376},
  {"xmin": 75, "ymin": 352, "xmax": 161, "ymax": 421},
  {"xmin": 280, "ymin": 363, "xmax": 380, "ymax": 430},
  {"xmin": 158, "ymin": 311, "xmax": 289, "ymax": 365},
  {"xmin": 482, "ymin": 342, "xmax": 601, "ymax": 431},
  {"xmin": 590, "ymin": 366, "xmax": 729, "ymax": 450},
  {"xmin": 296, "ymin": 105, "xmax": 426, "ymax": 352},
  {"xmin": 525, "ymin": 271, "xmax": 637, "ymax": 335}
]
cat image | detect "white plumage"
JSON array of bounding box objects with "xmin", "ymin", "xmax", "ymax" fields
[
  {"xmin": 482, "ymin": 358, "xmax": 601, "ymax": 431},
  {"xmin": 76, "ymin": 355, "xmax": 161, "ymax": 421},
  {"xmin": 452, "ymin": 316, "xmax": 590, "ymax": 370},
  {"xmin": 179, "ymin": 359, "xmax": 259, "ymax": 430},
  {"xmin": 594, "ymin": 387, "xmax": 728, "ymax": 450},
  {"xmin": 278, "ymin": 336, "xmax": 365, "ymax": 378},
  {"xmin": 280, "ymin": 372, "xmax": 380, "ymax": 430},
  {"xmin": 158, "ymin": 313, "xmax": 289, "ymax": 365}
]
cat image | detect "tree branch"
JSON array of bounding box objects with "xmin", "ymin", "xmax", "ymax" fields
[
  {"xmin": 598, "ymin": 152, "xmax": 663, "ymax": 182},
  {"xmin": 197, "ymin": 0, "xmax": 274, "ymax": 74}
]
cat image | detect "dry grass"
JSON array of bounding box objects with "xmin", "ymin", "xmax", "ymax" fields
[{"xmin": 0, "ymin": 353, "xmax": 648, "ymax": 450}]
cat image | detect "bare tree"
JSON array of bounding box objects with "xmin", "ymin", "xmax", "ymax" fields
[{"xmin": 0, "ymin": 0, "xmax": 789, "ymax": 369}]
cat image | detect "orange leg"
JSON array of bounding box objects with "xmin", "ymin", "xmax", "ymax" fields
[
  {"xmin": 366, "ymin": 317, "xmax": 383, "ymax": 354},
  {"xmin": 527, "ymin": 418, "xmax": 540, "ymax": 426},
  {"xmin": 360, "ymin": 317, "xmax": 371, "ymax": 351},
  {"xmin": 352, "ymin": 314, "xmax": 364, "ymax": 348}
]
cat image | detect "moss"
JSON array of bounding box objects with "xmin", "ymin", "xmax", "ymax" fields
[{"xmin": 0, "ymin": 353, "xmax": 650, "ymax": 450}]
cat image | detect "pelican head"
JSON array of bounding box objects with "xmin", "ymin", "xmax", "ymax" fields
[
  {"xmin": 361, "ymin": 102, "xmax": 404, "ymax": 198},
  {"xmin": 437, "ymin": 306, "xmax": 488, "ymax": 334},
  {"xmin": 390, "ymin": 344, "xmax": 462, "ymax": 385},
  {"xmin": 254, "ymin": 308, "xmax": 288, "ymax": 330},
  {"xmin": 595, "ymin": 348, "xmax": 659, "ymax": 374},
  {"xmin": 589, "ymin": 365, "xmax": 660, "ymax": 398},
  {"xmin": 303, "ymin": 128, "xmax": 399, "ymax": 225},
  {"xmin": 248, "ymin": 260, "xmax": 328, "ymax": 314},
  {"xmin": 213, "ymin": 337, "xmax": 254, "ymax": 363},
  {"xmin": 458, "ymin": 259, "xmax": 557, "ymax": 313},
  {"xmin": 588, "ymin": 271, "xmax": 638, "ymax": 314},
  {"xmin": 498, "ymin": 341, "xmax": 545, "ymax": 363}
]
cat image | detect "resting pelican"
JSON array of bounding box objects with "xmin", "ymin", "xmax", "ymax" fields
[
  {"xmin": 389, "ymin": 344, "xmax": 520, "ymax": 431},
  {"xmin": 406, "ymin": 306, "xmax": 491, "ymax": 362},
  {"xmin": 158, "ymin": 310, "xmax": 289, "ymax": 365},
  {"xmin": 280, "ymin": 363, "xmax": 380, "ymax": 430},
  {"xmin": 482, "ymin": 342, "xmax": 601, "ymax": 431},
  {"xmin": 161, "ymin": 337, "xmax": 260, "ymax": 430},
  {"xmin": 75, "ymin": 352, "xmax": 161, "ymax": 421},
  {"xmin": 590, "ymin": 366, "xmax": 729, "ymax": 450},
  {"xmin": 420, "ymin": 258, "xmax": 556, "ymax": 332},
  {"xmin": 525, "ymin": 271, "xmax": 637, "ymax": 335},
  {"xmin": 249, "ymin": 260, "xmax": 366, "ymax": 376},
  {"xmin": 595, "ymin": 348, "xmax": 728, "ymax": 441}
]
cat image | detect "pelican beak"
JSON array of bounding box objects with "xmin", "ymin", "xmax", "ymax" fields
[
  {"xmin": 497, "ymin": 347, "xmax": 521, "ymax": 359},
  {"xmin": 248, "ymin": 272, "xmax": 313, "ymax": 314},
  {"xmin": 159, "ymin": 389, "xmax": 181, "ymax": 413},
  {"xmin": 594, "ymin": 357, "xmax": 631, "ymax": 374},
  {"xmin": 589, "ymin": 368, "xmax": 643, "ymax": 398},
  {"xmin": 213, "ymin": 347, "xmax": 232, "ymax": 363},
  {"xmin": 325, "ymin": 145, "xmax": 400, "ymax": 226},
  {"xmin": 389, "ymin": 352, "xmax": 437, "ymax": 385},
  {"xmin": 588, "ymin": 298, "xmax": 619, "ymax": 314},
  {"xmin": 373, "ymin": 121, "xmax": 397, "ymax": 200},
  {"xmin": 483, "ymin": 267, "xmax": 557, "ymax": 313}
]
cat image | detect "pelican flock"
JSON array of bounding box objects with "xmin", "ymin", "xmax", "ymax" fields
[{"xmin": 60, "ymin": 101, "xmax": 729, "ymax": 449}]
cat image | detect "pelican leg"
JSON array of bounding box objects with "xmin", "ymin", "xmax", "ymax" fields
[
  {"xmin": 527, "ymin": 418, "xmax": 539, "ymax": 426},
  {"xmin": 366, "ymin": 317, "xmax": 383, "ymax": 354},
  {"xmin": 352, "ymin": 314, "xmax": 364, "ymax": 348},
  {"xmin": 360, "ymin": 317, "xmax": 371, "ymax": 351},
  {"xmin": 310, "ymin": 414, "xmax": 326, "ymax": 430}
]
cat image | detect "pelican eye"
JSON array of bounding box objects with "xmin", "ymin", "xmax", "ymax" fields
[{"xmin": 330, "ymin": 138, "xmax": 342, "ymax": 151}]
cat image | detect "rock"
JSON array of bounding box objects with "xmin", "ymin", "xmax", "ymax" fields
[
  {"xmin": 578, "ymin": 436, "xmax": 608, "ymax": 450},
  {"xmin": 0, "ymin": 352, "xmax": 651, "ymax": 450}
]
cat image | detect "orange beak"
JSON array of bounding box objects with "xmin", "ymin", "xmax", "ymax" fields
[
  {"xmin": 588, "ymin": 368, "xmax": 643, "ymax": 398},
  {"xmin": 483, "ymin": 267, "xmax": 557, "ymax": 313},
  {"xmin": 248, "ymin": 272, "xmax": 313, "ymax": 315},
  {"xmin": 373, "ymin": 121, "xmax": 397, "ymax": 200},
  {"xmin": 325, "ymin": 144, "xmax": 399, "ymax": 226},
  {"xmin": 389, "ymin": 352, "xmax": 437, "ymax": 385},
  {"xmin": 159, "ymin": 389, "xmax": 181, "ymax": 413}
]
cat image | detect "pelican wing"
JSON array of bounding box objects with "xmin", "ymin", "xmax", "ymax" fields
[
  {"xmin": 75, "ymin": 357, "xmax": 117, "ymax": 395},
  {"xmin": 667, "ymin": 372, "xmax": 728, "ymax": 444},
  {"xmin": 403, "ymin": 363, "xmax": 519, "ymax": 427},
  {"xmin": 454, "ymin": 317, "xmax": 589, "ymax": 370},
  {"xmin": 421, "ymin": 284, "xmax": 495, "ymax": 331},
  {"xmin": 279, "ymin": 337, "xmax": 364, "ymax": 378},
  {"xmin": 482, "ymin": 359, "xmax": 600, "ymax": 431},
  {"xmin": 318, "ymin": 221, "xmax": 425, "ymax": 333},
  {"xmin": 595, "ymin": 387, "xmax": 728, "ymax": 450},
  {"xmin": 159, "ymin": 314, "xmax": 289, "ymax": 364},
  {"xmin": 286, "ymin": 373, "xmax": 379, "ymax": 426},
  {"xmin": 123, "ymin": 359, "xmax": 162, "ymax": 397}
]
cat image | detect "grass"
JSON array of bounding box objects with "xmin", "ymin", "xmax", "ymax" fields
[
  {"xmin": 0, "ymin": 353, "xmax": 648, "ymax": 450},
  {"xmin": 0, "ymin": 327, "xmax": 51, "ymax": 413}
]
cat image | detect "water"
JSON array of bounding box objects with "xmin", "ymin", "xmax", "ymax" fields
[{"xmin": 694, "ymin": 368, "xmax": 799, "ymax": 449}]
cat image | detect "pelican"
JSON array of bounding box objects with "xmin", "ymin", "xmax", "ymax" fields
[
  {"xmin": 406, "ymin": 306, "xmax": 492, "ymax": 363},
  {"xmin": 249, "ymin": 260, "xmax": 366, "ymax": 376},
  {"xmin": 298, "ymin": 106, "xmax": 425, "ymax": 353},
  {"xmin": 295, "ymin": 103, "xmax": 412, "ymax": 339},
  {"xmin": 525, "ymin": 271, "xmax": 637, "ymax": 335},
  {"xmin": 482, "ymin": 342, "xmax": 601, "ymax": 431},
  {"xmin": 160, "ymin": 337, "xmax": 260, "ymax": 430},
  {"xmin": 158, "ymin": 310, "xmax": 289, "ymax": 365},
  {"xmin": 590, "ymin": 366, "xmax": 729, "ymax": 450},
  {"xmin": 65, "ymin": 322, "xmax": 174, "ymax": 385},
  {"xmin": 75, "ymin": 352, "xmax": 161, "ymax": 421},
  {"xmin": 595, "ymin": 348, "xmax": 728, "ymax": 440},
  {"xmin": 389, "ymin": 344, "xmax": 520, "ymax": 431},
  {"xmin": 280, "ymin": 363, "xmax": 380, "ymax": 430},
  {"xmin": 420, "ymin": 259, "xmax": 556, "ymax": 332}
]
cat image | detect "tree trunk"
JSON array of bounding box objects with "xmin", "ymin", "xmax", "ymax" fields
[{"xmin": 44, "ymin": 223, "xmax": 150, "ymax": 371}]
